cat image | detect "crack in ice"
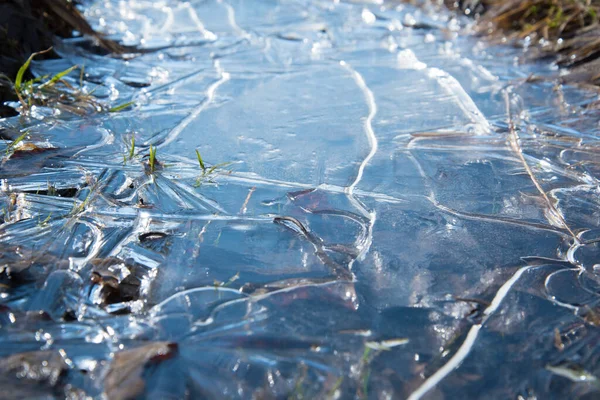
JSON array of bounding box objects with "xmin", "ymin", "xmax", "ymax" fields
[
  {"xmin": 339, "ymin": 60, "xmax": 378, "ymax": 262},
  {"xmin": 218, "ymin": 0, "xmax": 250, "ymax": 40},
  {"xmin": 158, "ymin": 59, "xmax": 230, "ymax": 148},
  {"xmin": 407, "ymin": 265, "xmax": 536, "ymax": 400}
]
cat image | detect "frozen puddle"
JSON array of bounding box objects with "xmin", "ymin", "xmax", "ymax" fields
[{"xmin": 1, "ymin": 0, "xmax": 600, "ymax": 398}]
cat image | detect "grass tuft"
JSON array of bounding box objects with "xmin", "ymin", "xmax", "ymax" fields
[
  {"xmin": 193, "ymin": 149, "xmax": 232, "ymax": 187},
  {"xmin": 439, "ymin": 0, "xmax": 600, "ymax": 86},
  {"xmin": 7, "ymin": 50, "xmax": 139, "ymax": 116}
]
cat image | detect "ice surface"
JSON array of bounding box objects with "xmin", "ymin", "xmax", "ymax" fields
[{"xmin": 1, "ymin": 0, "xmax": 600, "ymax": 398}]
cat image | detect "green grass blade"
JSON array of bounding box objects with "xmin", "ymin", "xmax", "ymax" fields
[
  {"xmin": 25, "ymin": 74, "xmax": 49, "ymax": 87},
  {"xmin": 109, "ymin": 101, "xmax": 135, "ymax": 113},
  {"xmin": 79, "ymin": 64, "xmax": 85, "ymax": 87},
  {"xmin": 6, "ymin": 130, "xmax": 28, "ymax": 155},
  {"xmin": 15, "ymin": 48, "xmax": 53, "ymax": 91},
  {"xmin": 39, "ymin": 65, "xmax": 79, "ymax": 89},
  {"xmin": 11, "ymin": 131, "xmax": 28, "ymax": 147},
  {"xmin": 149, "ymin": 145, "xmax": 156, "ymax": 173},
  {"xmin": 129, "ymin": 135, "xmax": 135, "ymax": 159},
  {"xmin": 207, "ymin": 162, "xmax": 232, "ymax": 175},
  {"xmin": 39, "ymin": 212, "xmax": 52, "ymax": 227},
  {"xmin": 195, "ymin": 149, "xmax": 206, "ymax": 172}
]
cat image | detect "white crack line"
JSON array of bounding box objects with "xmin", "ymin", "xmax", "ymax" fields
[
  {"xmin": 407, "ymin": 265, "xmax": 534, "ymax": 400},
  {"xmin": 340, "ymin": 60, "xmax": 378, "ymax": 261},
  {"xmin": 158, "ymin": 59, "xmax": 230, "ymax": 148},
  {"xmin": 217, "ymin": 0, "xmax": 250, "ymax": 39}
]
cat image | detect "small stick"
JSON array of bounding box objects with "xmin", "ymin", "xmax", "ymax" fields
[
  {"xmin": 503, "ymin": 90, "xmax": 578, "ymax": 241},
  {"xmin": 239, "ymin": 187, "xmax": 256, "ymax": 215}
]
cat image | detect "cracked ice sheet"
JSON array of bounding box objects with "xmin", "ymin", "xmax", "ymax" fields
[{"xmin": 1, "ymin": 0, "xmax": 600, "ymax": 399}]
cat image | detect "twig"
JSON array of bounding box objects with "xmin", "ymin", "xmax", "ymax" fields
[{"xmin": 503, "ymin": 90, "xmax": 578, "ymax": 241}]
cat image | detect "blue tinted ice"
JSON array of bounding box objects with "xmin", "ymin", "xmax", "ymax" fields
[{"xmin": 1, "ymin": 0, "xmax": 600, "ymax": 398}]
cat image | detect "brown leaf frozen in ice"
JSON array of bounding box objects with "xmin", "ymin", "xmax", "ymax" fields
[{"xmin": 104, "ymin": 342, "xmax": 178, "ymax": 400}]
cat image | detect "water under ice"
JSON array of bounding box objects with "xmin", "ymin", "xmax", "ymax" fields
[{"xmin": 1, "ymin": 0, "xmax": 600, "ymax": 398}]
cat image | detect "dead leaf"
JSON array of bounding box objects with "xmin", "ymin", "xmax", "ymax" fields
[{"xmin": 104, "ymin": 342, "xmax": 178, "ymax": 400}]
